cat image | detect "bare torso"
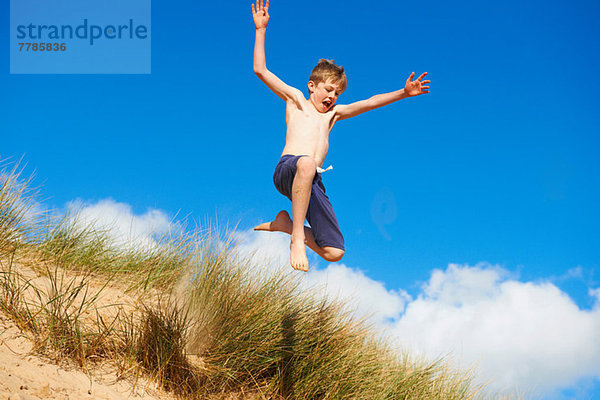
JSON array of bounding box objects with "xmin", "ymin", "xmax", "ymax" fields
[{"xmin": 280, "ymin": 94, "xmax": 337, "ymax": 167}]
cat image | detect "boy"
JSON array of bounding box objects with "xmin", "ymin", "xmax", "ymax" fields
[{"xmin": 251, "ymin": 0, "xmax": 430, "ymax": 272}]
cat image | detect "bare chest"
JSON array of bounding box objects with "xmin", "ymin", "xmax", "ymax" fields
[{"xmin": 286, "ymin": 104, "xmax": 335, "ymax": 137}]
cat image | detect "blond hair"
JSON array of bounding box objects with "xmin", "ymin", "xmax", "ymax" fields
[{"xmin": 309, "ymin": 59, "xmax": 347, "ymax": 93}]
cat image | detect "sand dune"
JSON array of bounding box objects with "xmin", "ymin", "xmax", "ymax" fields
[{"xmin": 0, "ymin": 313, "xmax": 173, "ymax": 400}]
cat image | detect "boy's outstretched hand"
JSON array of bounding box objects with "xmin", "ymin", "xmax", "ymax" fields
[
  {"xmin": 252, "ymin": 0, "xmax": 270, "ymax": 29},
  {"xmin": 405, "ymin": 72, "xmax": 430, "ymax": 96}
]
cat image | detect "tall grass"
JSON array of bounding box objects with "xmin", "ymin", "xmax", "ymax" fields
[
  {"xmin": 38, "ymin": 211, "xmax": 199, "ymax": 291},
  {"xmin": 184, "ymin": 243, "xmax": 485, "ymax": 399},
  {"xmin": 0, "ymin": 159, "xmax": 38, "ymax": 257},
  {"xmin": 136, "ymin": 300, "xmax": 203, "ymax": 396},
  {"xmin": 0, "ymin": 158, "xmax": 508, "ymax": 400},
  {"xmin": 0, "ymin": 254, "xmax": 39, "ymax": 333}
]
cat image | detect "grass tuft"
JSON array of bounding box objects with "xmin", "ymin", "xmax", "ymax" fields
[
  {"xmin": 0, "ymin": 159, "xmax": 38, "ymax": 257},
  {"xmin": 136, "ymin": 300, "xmax": 203, "ymax": 396},
  {"xmin": 0, "ymin": 254, "xmax": 38, "ymax": 333}
]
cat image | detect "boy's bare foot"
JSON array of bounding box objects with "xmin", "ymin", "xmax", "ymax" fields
[
  {"xmin": 253, "ymin": 210, "xmax": 292, "ymax": 234},
  {"xmin": 254, "ymin": 211, "xmax": 309, "ymax": 271},
  {"xmin": 290, "ymin": 235, "xmax": 309, "ymax": 272}
]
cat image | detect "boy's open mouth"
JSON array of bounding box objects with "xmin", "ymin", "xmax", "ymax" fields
[{"xmin": 322, "ymin": 100, "xmax": 331, "ymax": 109}]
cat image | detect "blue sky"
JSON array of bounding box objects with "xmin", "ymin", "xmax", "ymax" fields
[{"xmin": 2, "ymin": 0, "xmax": 599, "ymax": 397}]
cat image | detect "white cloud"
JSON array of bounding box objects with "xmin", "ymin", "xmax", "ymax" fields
[
  {"xmin": 589, "ymin": 287, "xmax": 600, "ymax": 303},
  {"xmin": 303, "ymin": 263, "xmax": 409, "ymax": 324},
  {"xmin": 234, "ymin": 230, "xmax": 600, "ymax": 397},
  {"xmin": 231, "ymin": 230, "xmax": 292, "ymax": 273},
  {"xmin": 65, "ymin": 198, "xmax": 173, "ymax": 250},
  {"xmin": 389, "ymin": 264, "xmax": 600, "ymax": 395}
]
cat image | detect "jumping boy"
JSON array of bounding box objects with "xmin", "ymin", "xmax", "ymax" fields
[{"xmin": 251, "ymin": 0, "xmax": 430, "ymax": 272}]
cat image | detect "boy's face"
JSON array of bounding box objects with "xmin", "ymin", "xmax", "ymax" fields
[{"xmin": 308, "ymin": 78, "xmax": 343, "ymax": 113}]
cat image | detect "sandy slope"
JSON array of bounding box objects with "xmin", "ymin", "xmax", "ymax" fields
[
  {"xmin": 0, "ymin": 258, "xmax": 177, "ymax": 400},
  {"xmin": 0, "ymin": 313, "xmax": 175, "ymax": 400}
]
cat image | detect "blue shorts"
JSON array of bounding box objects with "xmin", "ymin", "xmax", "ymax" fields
[{"xmin": 273, "ymin": 154, "xmax": 344, "ymax": 251}]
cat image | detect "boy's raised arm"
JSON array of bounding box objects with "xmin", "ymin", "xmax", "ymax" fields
[
  {"xmin": 334, "ymin": 72, "xmax": 430, "ymax": 121},
  {"xmin": 252, "ymin": 0, "xmax": 302, "ymax": 103}
]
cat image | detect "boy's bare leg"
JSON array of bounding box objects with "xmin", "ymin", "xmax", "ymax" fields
[
  {"xmin": 286, "ymin": 157, "xmax": 316, "ymax": 271},
  {"xmin": 254, "ymin": 210, "xmax": 345, "ymax": 263}
]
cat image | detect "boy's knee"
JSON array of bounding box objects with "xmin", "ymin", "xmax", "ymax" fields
[
  {"xmin": 296, "ymin": 156, "xmax": 316, "ymax": 176},
  {"xmin": 323, "ymin": 247, "xmax": 344, "ymax": 262}
]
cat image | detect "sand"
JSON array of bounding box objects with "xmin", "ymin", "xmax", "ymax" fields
[
  {"xmin": 0, "ymin": 259, "xmax": 176, "ymax": 400},
  {"xmin": 0, "ymin": 313, "xmax": 176, "ymax": 400}
]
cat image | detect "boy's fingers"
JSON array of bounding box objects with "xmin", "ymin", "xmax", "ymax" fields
[
  {"xmin": 417, "ymin": 72, "xmax": 427, "ymax": 81},
  {"xmin": 266, "ymin": 0, "xmax": 269, "ymax": 10},
  {"xmin": 406, "ymin": 72, "xmax": 415, "ymax": 83},
  {"xmin": 422, "ymin": 80, "xmax": 431, "ymax": 84},
  {"xmin": 422, "ymin": 86, "xmax": 430, "ymax": 90}
]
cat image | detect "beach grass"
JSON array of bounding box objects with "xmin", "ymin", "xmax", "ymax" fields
[{"xmin": 0, "ymin": 158, "xmax": 509, "ymax": 399}]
